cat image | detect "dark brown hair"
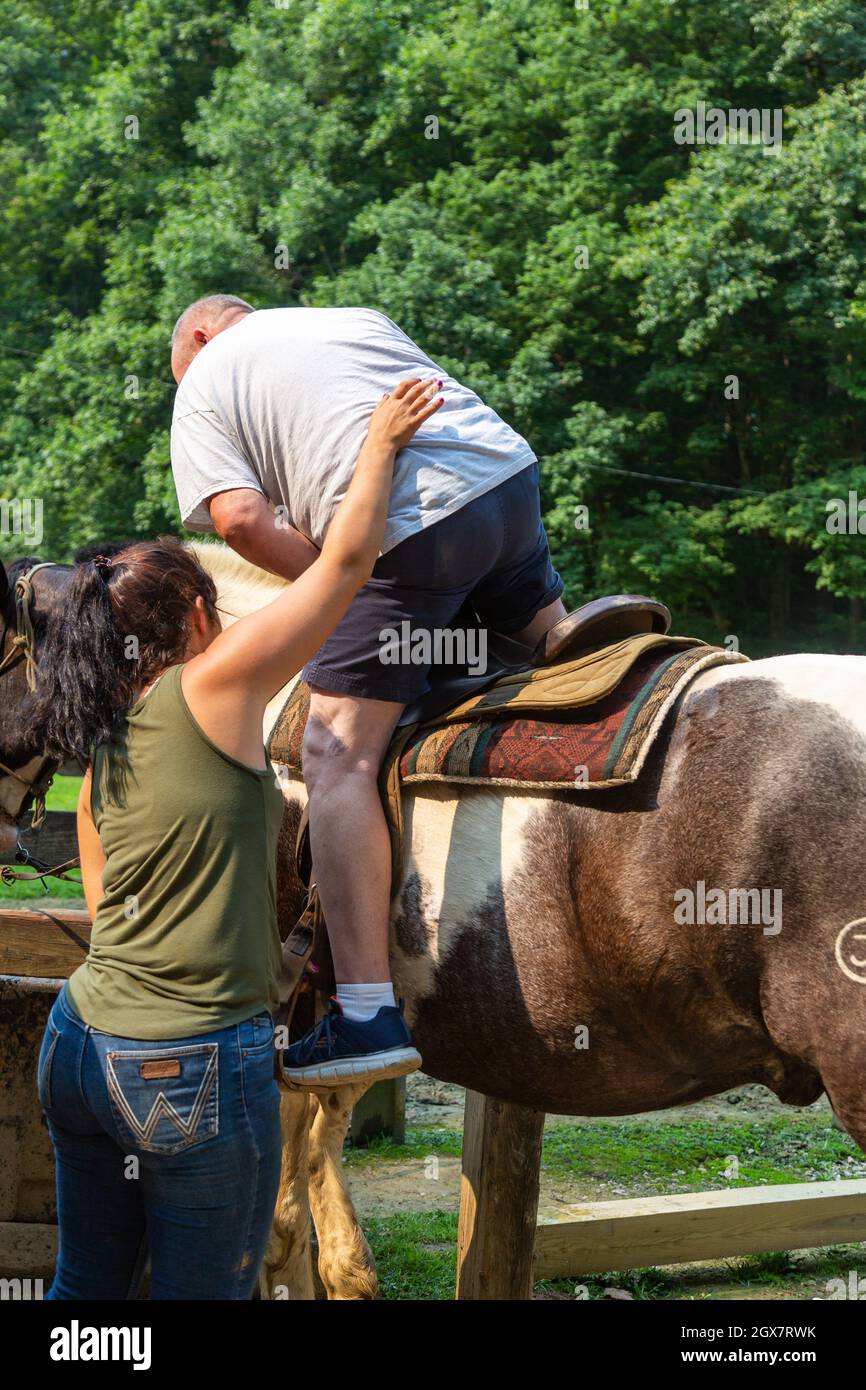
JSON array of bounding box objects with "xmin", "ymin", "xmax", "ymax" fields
[{"xmin": 32, "ymin": 537, "xmax": 218, "ymax": 763}]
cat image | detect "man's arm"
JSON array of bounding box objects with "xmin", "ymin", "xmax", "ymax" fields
[{"xmin": 208, "ymin": 488, "xmax": 321, "ymax": 581}]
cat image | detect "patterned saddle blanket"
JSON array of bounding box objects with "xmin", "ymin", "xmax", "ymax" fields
[
  {"xmin": 270, "ymin": 635, "xmax": 747, "ymax": 794},
  {"xmin": 395, "ymin": 644, "xmax": 738, "ymax": 790}
]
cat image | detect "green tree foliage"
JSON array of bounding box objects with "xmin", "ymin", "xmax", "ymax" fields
[{"xmin": 1, "ymin": 0, "xmax": 865, "ymax": 652}]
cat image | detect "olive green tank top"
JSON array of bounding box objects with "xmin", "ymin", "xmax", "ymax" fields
[{"xmin": 67, "ymin": 663, "xmax": 285, "ymax": 1040}]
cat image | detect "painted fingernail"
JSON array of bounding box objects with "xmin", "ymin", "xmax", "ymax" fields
[{"xmin": 437, "ymin": 379, "xmax": 443, "ymax": 386}]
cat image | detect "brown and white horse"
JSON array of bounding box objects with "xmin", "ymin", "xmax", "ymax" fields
[{"xmin": 2, "ymin": 545, "xmax": 865, "ymax": 1299}]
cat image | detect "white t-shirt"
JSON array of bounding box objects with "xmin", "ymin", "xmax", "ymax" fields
[{"xmin": 170, "ymin": 307, "xmax": 536, "ymax": 554}]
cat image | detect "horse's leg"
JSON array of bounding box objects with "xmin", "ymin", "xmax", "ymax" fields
[
  {"xmin": 761, "ymin": 916, "xmax": 866, "ymax": 1158},
  {"xmin": 261, "ymin": 1088, "xmax": 316, "ymax": 1300},
  {"xmin": 307, "ymin": 1083, "xmax": 379, "ymax": 1300},
  {"xmin": 801, "ymin": 1036, "xmax": 866, "ymax": 1157}
]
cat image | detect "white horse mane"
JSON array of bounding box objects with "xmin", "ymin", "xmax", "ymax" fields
[
  {"xmin": 186, "ymin": 540, "xmax": 289, "ymax": 627},
  {"xmin": 186, "ymin": 541, "xmax": 295, "ymax": 740}
]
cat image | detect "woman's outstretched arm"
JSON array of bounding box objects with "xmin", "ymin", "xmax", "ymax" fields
[{"xmin": 181, "ymin": 377, "xmax": 443, "ymax": 752}]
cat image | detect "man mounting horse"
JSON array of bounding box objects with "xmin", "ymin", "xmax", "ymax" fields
[
  {"xmin": 169, "ymin": 293, "xmax": 569, "ymax": 1085},
  {"xmin": 2, "ymin": 297, "xmax": 866, "ymax": 1299}
]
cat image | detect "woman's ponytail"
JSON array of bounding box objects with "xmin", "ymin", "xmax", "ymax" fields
[
  {"xmin": 31, "ymin": 538, "xmax": 217, "ymax": 764},
  {"xmin": 32, "ymin": 561, "xmax": 128, "ymax": 763}
]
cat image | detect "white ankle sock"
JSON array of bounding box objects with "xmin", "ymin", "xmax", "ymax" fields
[{"xmin": 336, "ymin": 983, "xmax": 396, "ymax": 1022}]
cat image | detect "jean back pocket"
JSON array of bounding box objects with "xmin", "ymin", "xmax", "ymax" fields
[{"xmin": 106, "ymin": 1043, "xmax": 219, "ymax": 1154}]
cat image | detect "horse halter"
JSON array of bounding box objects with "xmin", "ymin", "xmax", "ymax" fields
[{"xmin": 0, "ymin": 561, "xmax": 62, "ymax": 830}]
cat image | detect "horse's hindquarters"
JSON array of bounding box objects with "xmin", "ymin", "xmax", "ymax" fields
[{"xmin": 391, "ymin": 659, "xmax": 866, "ymax": 1123}]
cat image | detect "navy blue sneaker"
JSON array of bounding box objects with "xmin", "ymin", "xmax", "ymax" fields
[{"xmin": 282, "ymin": 999, "xmax": 422, "ymax": 1087}]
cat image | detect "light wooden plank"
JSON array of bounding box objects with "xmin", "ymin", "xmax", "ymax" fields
[
  {"xmin": 456, "ymin": 1089, "xmax": 545, "ymax": 1300},
  {"xmin": 0, "ymin": 907, "xmax": 91, "ymax": 980},
  {"xmin": 534, "ymin": 1180, "xmax": 866, "ymax": 1278}
]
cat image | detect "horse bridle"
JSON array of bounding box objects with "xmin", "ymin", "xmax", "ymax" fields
[{"xmin": 0, "ymin": 562, "xmax": 64, "ymax": 837}]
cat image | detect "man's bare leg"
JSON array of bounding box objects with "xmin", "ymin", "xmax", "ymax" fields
[
  {"xmin": 301, "ymin": 690, "xmax": 405, "ymax": 984},
  {"xmin": 282, "ymin": 690, "xmax": 421, "ymax": 1085},
  {"xmin": 283, "ymin": 603, "xmax": 567, "ymax": 1085},
  {"xmin": 302, "ymin": 599, "xmax": 566, "ymax": 984}
]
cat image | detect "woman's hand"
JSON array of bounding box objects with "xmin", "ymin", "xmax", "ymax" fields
[{"xmin": 366, "ymin": 377, "xmax": 445, "ymax": 452}]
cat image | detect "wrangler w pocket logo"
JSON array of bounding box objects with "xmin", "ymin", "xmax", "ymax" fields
[{"xmin": 106, "ymin": 1043, "xmax": 219, "ymax": 1154}]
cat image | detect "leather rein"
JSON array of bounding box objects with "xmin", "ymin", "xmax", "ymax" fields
[{"xmin": 0, "ymin": 561, "xmax": 81, "ymax": 885}]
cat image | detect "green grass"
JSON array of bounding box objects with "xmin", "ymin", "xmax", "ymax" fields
[
  {"xmin": 361, "ymin": 1210, "xmax": 865, "ymax": 1301},
  {"xmin": 42, "ymin": 775, "xmax": 82, "ymax": 813},
  {"xmin": 345, "ymin": 1127, "xmax": 463, "ymax": 1166},
  {"xmin": 0, "ymin": 773, "xmax": 84, "ymax": 900},
  {"xmin": 537, "ymin": 1115, "xmax": 864, "ymax": 1190},
  {"xmin": 533, "ymin": 1245, "xmax": 866, "ymax": 1302},
  {"xmin": 346, "ymin": 1115, "xmax": 864, "ymax": 1191},
  {"xmin": 365, "ymin": 1212, "xmax": 460, "ymax": 1301}
]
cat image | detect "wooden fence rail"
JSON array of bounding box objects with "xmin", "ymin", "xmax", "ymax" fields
[{"xmin": 455, "ymin": 1090, "xmax": 866, "ymax": 1298}]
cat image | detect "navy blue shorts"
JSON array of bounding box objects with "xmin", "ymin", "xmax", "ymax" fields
[{"xmin": 303, "ymin": 462, "xmax": 563, "ymax": 704}]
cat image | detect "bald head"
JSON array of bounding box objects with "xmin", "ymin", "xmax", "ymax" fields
[{"xmin": 171, "ymin": 293, "xmax": 254, "ymax": 383}]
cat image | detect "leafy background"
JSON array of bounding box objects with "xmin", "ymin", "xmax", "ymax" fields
[{"xmin": 2, "ymin": 0, "xmax": 866, "ymax": 655}]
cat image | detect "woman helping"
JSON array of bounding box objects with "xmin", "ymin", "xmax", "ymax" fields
[{"xmin": 32, "ymin": 378, "xmax": 442, "ymax": 1299}]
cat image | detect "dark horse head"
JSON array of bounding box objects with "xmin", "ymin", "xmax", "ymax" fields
[
  {"xmin": 0, "ymin": 554, "xmax": 75, "ymax": 850},
  {"xmin": 0, "ymin": 543, "xmax": 137, "ymax": 850}
]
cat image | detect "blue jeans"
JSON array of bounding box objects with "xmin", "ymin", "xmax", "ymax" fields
[{"xmin": 38, "ymin": 986, "xmax": 282, "ymax": 1300}]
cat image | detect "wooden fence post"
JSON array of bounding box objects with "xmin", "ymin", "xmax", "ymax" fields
[
  {"xmin": 456, "ymin": 1089, "xmax": 545, "ymax": 1300},
  {"xmin": 349, "ymin": 1078, "xmax": 406, "ymax": 1146}
]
